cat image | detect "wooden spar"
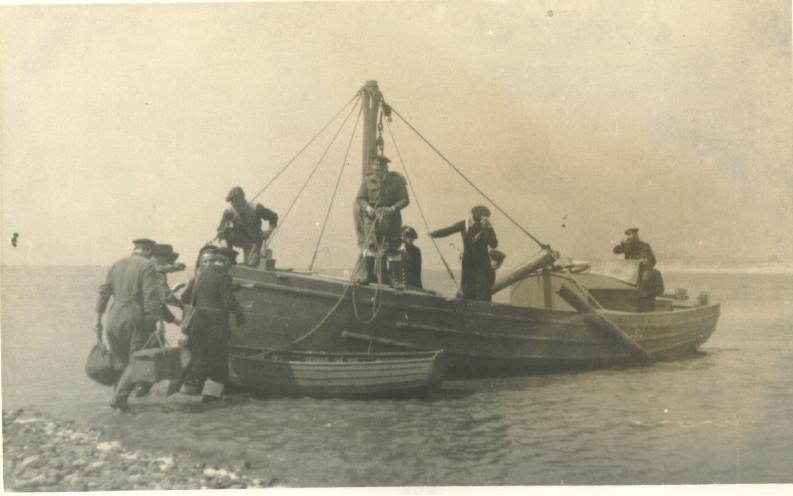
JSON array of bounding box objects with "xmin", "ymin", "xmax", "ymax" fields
[
  {"xmin": 491, "ymin": 249, "xmax": 556, "ymax": 294},
  {"xmin": 361, "ymin": 80, "xmax": 382, "ymax": 178},
  {"xmin": 557, "ymin": 285, "xmax": 653, "ymax": 363}
]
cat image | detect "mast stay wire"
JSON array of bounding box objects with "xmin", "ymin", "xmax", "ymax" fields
[
  {"xmin": 206, "ymin": 92, "xmax": 360, "ymax": 246},
  {"xmin": 385, "ymin": 119, "xmax": 458, "ymax": 285},
  {"xmin": 309, "ymin": 103, "xmax": 364, "ymax": 271},
  {"xmin": 388, "ymin": 106, "xmax": 550, "ymax": 251},
  {"xmin": 267, "ymin": 96, "xmax": 362, "ymax": 248}
]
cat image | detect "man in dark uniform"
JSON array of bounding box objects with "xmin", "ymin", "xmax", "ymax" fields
[
  {"xmin": 613, "ymin": 227, "xmax": 660, "ymax": 312},
  {"xmin": 430, "ymin": 205, "xmax": 498, "ymax": 301},
  {"xmin": 355, "ymin": 155, "xmax": 410, "ymax": 287},
  {"xmin": 178, "ymin": 247, "xmax": 245, "ymax": 402},
  {"xmin": 613, "ymin": 227, "xmax": 656, "ymax": 269},
  {"xmin": 95, "ymin": 238, "xmax": 161, "ymax": 412},
  {"xmin": 401, "ymin": 226, "xmax": 422, "ymax": 289},
  {"xmin": 217, "ymin": 186, "xmax": 278, "ymax": 267}
]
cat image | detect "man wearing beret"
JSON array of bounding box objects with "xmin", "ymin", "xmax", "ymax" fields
[
  {"xmin": 95, "ymin": 238, "xmax": 161, "ymax": 412},
  {"xmin": 613, "ymin": 228, "xmax": 660, "ymax": 311},
  {"xmin": 355, "ymin": 155, "xmax": 410, "ymax": 287},
  {"xmin": 430, "ymin": 205, "xmax": 499, "ymax": 301},
  {"xmin": 217, "ymin": 186, "xmax": 278, "ymax": 267}
]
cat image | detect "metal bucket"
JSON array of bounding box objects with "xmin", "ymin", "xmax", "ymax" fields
[{"xmin": 202, "ymin": 379, "xmax": 224, "ymax": 398}]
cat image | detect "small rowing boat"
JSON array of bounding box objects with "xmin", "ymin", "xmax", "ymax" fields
[{"xmin": 228, "ymin": 346, "xmax": 447, "ymax": 397}]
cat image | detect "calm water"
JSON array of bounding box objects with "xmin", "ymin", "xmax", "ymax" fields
[{"xmin": 2, "ymin": 265, "xmax": 792, "ymax": 485}]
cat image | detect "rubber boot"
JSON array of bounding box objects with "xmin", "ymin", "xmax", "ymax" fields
[{"xmin": 356, "ymin": 255, "xmax": 376, "ymax": 285}]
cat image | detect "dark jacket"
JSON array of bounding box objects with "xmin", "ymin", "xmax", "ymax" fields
[
  {"xmin": 186, "ymin": 265, "xmax": 241, "ymax": 336},
  {"xmin": 430, "ymin": 219, "xmax": 498, "ymax": 300},
  {"xmin": 402, "ymin": 244, "xmax": 423, "ymax": 289},
  {"xmin": 613, "ymin": 240, "xmax": 656, "ymax": 269},
  {"xmin": 218, "ymin": 202, "xmax": 278, "ymax": 246}
]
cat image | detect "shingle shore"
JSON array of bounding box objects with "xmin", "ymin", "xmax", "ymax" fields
[{"xmin": 2, "ymin": 408, "xmax": 277, "ymax": 491}]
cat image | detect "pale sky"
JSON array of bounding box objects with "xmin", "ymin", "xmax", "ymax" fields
[{"xmin": 1, "ymin": 1, "xmax": 791, "ymax": 269}]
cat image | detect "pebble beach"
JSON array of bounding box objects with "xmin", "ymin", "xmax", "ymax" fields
[{"xmin": 2, "ymin": 408, "xmax": 277, "ymax": 491}]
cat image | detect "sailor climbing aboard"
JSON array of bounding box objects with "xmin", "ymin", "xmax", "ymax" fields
[
  {"xmin": 217, "ymin": 186, "xmax": 278, "ymax": 267},
  {"xmin": 355, "ymin": 154, "xmax": 410, "ymax": 288}
]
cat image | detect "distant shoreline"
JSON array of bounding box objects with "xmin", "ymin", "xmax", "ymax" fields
[{"xmin": 4, "ymin": 263, "xmax": 793, "ymax": 275}]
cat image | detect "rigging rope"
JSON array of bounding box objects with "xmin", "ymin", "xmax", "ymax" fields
[
  {"xmin": 385, "ymin": 120, "xmax": 458, "ymax": 285},
  {"xmin": 309, "ymin": 104, "xmax": 363, "ymax": 271},
  {"xmin": 206, "ymin": 92, "xmax": 360, "ymax": 246},
  {"xmin": 267, "ymin": 97, "xmax": 361, "ymax": 248},
  {"xmin": 389, "ymin": 106, "xmax": 549, "ymax": 250}
]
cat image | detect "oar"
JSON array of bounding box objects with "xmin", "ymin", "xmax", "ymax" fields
[{"xmin": 557, "ymin": 285, "xmax": 652, "ymax": 363}]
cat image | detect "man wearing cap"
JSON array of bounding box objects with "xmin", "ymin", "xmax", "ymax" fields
[
  {"xmin": 613, "ymin": 227, "xmax": 656, "ymax": 272},
  {"xmin": 430, "ymin": 206, "xmax": 499, "ymax": 301},
  {"xmin": 95, "ymin": 238, "xmax": 161, "ymax": 412},
  {"xmin": 614, "ymin": 228, "xmax": 659, "ymax": 311},
  {"xmin": 178, "ymin": 246, "xmax": 245, "ymax": 402},
  {"xmin": 355, "ymin": 155, "xmax": 410, "ymax": 287},
  {"xmin": 217, "ymin": 186, "xmax": 278, "ymax": 267},
  {"xmin": 401, "ymin": 226, "xmax": 423, "ymax": 289}
]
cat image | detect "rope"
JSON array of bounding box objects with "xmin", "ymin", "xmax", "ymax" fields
[
  {"xmin": 389, "ymin": 106, "xmax": 549, "ymax": 250},
  {"xmin": 309, "ymin": 103, "xmax": 364, "ymax": 271},
  {"xmin": 267, "ymin": 97, "xmax": 361, "ymax": 248},
  {"xmin": 278, "ymin": 285, "xmax": 352, "ymax": 350},
  {"xmin": 206, "ymin": 92, "xmax": 360, "ymax": 246},
  {"xmin": 385, "ymin": 120, "xmax": 457, "ymax": 285}
]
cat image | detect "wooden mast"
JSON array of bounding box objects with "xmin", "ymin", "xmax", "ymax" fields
[{"xmin": 360, "ymin": 80, "xmax": 382, "ymax": 178}]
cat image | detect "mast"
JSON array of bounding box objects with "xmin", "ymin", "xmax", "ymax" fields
[{"xmin": 360, "ymin": 80, "xmax": 382, "ymax": 178}]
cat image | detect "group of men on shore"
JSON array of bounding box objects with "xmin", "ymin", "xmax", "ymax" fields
[{"xmin": 95, "ymin": 239, "xmax": 243, "ymax": 412}]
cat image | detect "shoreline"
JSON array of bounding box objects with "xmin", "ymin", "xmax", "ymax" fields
[{"xmin": 2, "ymin": 408, "xmax": 277, "ymax": 491}]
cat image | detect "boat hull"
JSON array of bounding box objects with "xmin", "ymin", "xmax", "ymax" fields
[{"xmin": 229, "ymin": 266, "xmax": 720, "ymax": 377}]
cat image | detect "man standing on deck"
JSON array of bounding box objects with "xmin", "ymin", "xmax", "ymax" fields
[
  {"xmin": 430, "ymin": 205, "xmax": 499, "ymax": 301},
  {"xmin": 95, "ymin": 238, "xmax": 161, "ymax": 412},
  {"xmin": 178, "ymin": 247, "xmax": 245, "ymax": 402},
  {"xmin": 356, "ymin": 155, "xmax": 410, "ymax": 287},
  {"xmin": 401, "ymin": 226, "xmax": 423, "ymax": 289},
  {"xmin": 217, "ymin": 186, "xmax": 278, "ymax": 267},
  {"xmin": 613, "ymin": 227, "xmax": 660, "ymax": 312}
]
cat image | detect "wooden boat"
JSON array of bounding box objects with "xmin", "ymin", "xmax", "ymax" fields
[
  {"xmin": 227, "ymin": 80, "xmax": 720, "ymax": 377},
  {"xmin": 227, "ymin": 347, "xmax": 447, "ymax": 397}
]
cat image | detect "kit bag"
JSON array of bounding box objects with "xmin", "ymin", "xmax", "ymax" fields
[{"xmin": 85, "ymin": 338, "xmax": 121, "ymax": 386}]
